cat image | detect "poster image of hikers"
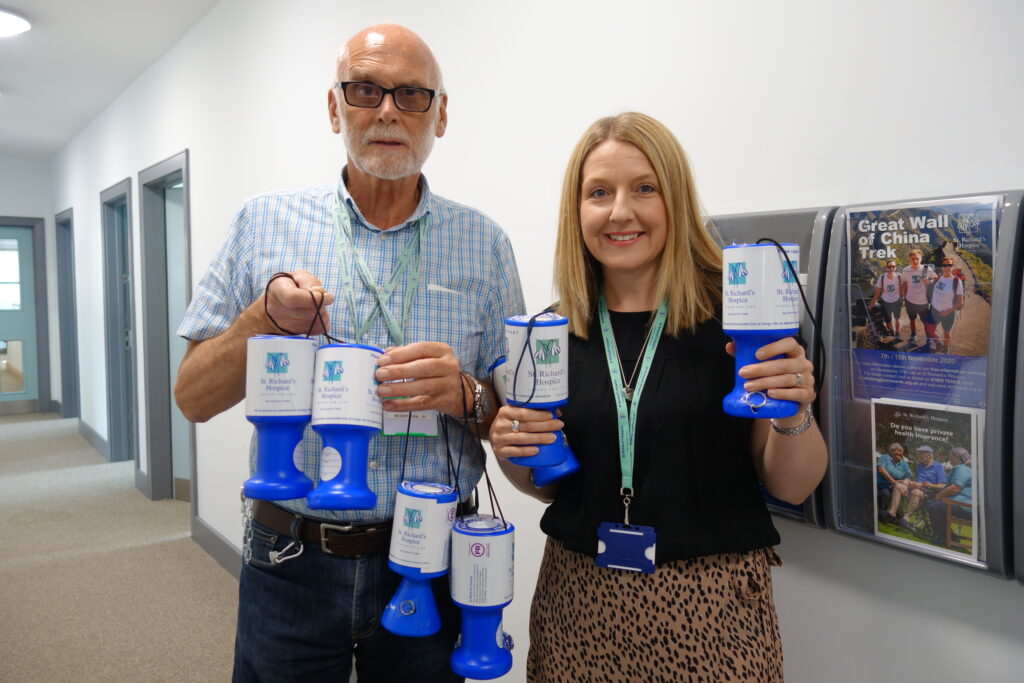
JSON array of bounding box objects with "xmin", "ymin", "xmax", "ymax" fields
[
  {"xmin": 871, "ymin": 398, "xmax": 981, "ymax": 562},
  {"xmin": 847, "ymin": 195, "xmax": 999, "ymax": 407}
]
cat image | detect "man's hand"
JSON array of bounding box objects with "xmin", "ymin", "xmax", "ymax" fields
[
  {"xmin": 174, "ymin": 269, "xmax": 334, "ymax": 423},
  {"xmin": 265, "ymin": 270, "xmax": 335, "ymax": 335},
  {"xmin": 374, "ymin": 342, "xmax": 467, "ymax": 416}
]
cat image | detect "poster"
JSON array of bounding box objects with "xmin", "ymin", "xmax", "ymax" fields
[
  {"xmin": 847, "ymin": 195, "xmax": 999, "ymax": 407},
  {"xmin": 871, "ymin": 398, "xmax": 982, "ymax": 561}
]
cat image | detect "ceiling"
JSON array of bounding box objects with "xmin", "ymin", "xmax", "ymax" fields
[{"xmin": 0, "ymin": 0, "xmax": 222, "ymax": 156}]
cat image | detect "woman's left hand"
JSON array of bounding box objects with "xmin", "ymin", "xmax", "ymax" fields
[{"xmin": 726, "ymin": 336, "xmax": 816, "ymax": 408}]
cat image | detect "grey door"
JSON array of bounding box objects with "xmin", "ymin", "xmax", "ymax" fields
[
  {"xmin": 139, "ymin": 151, "xmax": 193, "ymax": 501},
  {"xmin": 55, "ymin": 209, "xmax": 80, "ymax": 418},
  {"xmin": 101, "ymin": 180, "xmax": 137, "ymax": 463}
]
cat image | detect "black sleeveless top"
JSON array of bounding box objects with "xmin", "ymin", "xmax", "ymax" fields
[{"xmin": 539, "ymin": 310, "xmax": 780, "ymax": 564}]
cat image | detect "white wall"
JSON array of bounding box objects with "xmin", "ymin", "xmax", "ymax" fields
[
  {"xmin": 49, "ymin": 0, "xmax": 1024, "ymax": 681},
  {"xmin": 0, "ymin": 152, "xmax": 58, "ymax": 405}
]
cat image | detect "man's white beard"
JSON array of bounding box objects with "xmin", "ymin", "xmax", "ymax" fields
[{"xmin": 344, "ymin": 117, "xmax": 437, "ymax": 180}]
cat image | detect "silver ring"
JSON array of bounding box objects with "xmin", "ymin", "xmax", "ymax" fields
[
  {"xmin": 511, "ymin": 419, "xmax": 521, "ymax": 432},
  {"xmin": 795, "ymin": 372, "xmax": 803, "ymax": 388}
]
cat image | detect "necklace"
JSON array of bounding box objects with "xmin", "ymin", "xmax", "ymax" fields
[{"xmin": 613, "ymin": 315, "xmax": 657, "ymax": 402}]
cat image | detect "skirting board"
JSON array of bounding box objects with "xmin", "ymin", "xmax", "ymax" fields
[
  {"xmin": 192, "ymin": 515, "xmax": 242, "ymax": 581},
  {"xmin": 78, "ymin": 418, "xmax": 110, "ymax": 459},
  {"xmin": 0, "ymin": 399, "xmax": 38, "ymax": 415}
]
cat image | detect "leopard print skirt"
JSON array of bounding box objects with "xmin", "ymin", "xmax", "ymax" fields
[{"xmin": 527, "ymin": 538, "xmax": 784, "ymax": 682}]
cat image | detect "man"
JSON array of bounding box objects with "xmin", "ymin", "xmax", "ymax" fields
[
  {"xmin": 174, "ymin": 24, "xmax": 525, "ymax": 681},
  {"xmin": 868, "ymin": 258, "xmax": 902, "ymax": 337},
  {"xmin": 924, "ymin": 258, "xmax": 964, "ymax": 353},
  {"xmin": 900, "ymin": 249, "xmax": 936, "ymax": 346},
  {"xmin": 881, "ymin": 444, "xmax": 945, "ymax": 530}
]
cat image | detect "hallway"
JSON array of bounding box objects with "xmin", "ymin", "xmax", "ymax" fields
[{"xmin": 0, "ymin": 413, "xmax": 237, "ymax": 682}]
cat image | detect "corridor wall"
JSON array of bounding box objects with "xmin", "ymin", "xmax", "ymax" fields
[{"xmin": 47, "ymin": 1, "xmax": 1024, "ymax": 680}]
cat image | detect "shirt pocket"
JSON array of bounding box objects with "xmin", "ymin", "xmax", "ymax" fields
[{"xmin": 416, "ymin": 285, "xmax": 482, "ymax": 369}]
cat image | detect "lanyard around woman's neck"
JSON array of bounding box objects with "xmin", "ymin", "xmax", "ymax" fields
[
  {"xmin": 597, "ymin": 294, "xmax": 667, "ymax": 495},
  {"xmin": 332, "ymin": 191, "xmax": 423, "ymax": 346}
]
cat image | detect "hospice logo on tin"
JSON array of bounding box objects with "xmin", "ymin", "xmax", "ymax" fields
[
  {"xmin": 533, "ymin": 338, "xmax": 561, "ymax": 365},
  {"xmin": 782, "ymin": 261, "xmax": 798, "ymax": 284},
  {"xmin": 728, "ymin": 262, "xmax": 749, "ymax": 285},
  {"xmin": 322, "ymin": 360, "xmax": 344, "ymax": 382},
  {"xmin": 403, "ymin": 508, "xmax": 424, "ymax": 529},
  {"xmin": 265, "ymin": 352, "xmax": 290, "ymax": 374}
]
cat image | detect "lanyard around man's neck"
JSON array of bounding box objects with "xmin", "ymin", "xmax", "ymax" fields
[{"xmin": 331, "ymin": 191, "xmax": 424, "ymax": 346}]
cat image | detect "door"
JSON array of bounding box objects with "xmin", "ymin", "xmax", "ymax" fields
[
  {"xmin": 101, "ymin": 180, "xmax": 137, "ymax": 463},
  {"xmin": 0, "ymin": 225, "xmax": 37, "ymax": 413},
  {"xmin": 139, "ymin": 151, "xmax": 193, "ymax": 500},
  {"xmin": 56, "ymin": 209, "xmax": 80, "ymax": 418}
]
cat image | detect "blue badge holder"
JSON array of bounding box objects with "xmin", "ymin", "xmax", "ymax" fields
[{"xmin": 595, "ymin": 522, "xmax": 657, "ymax": 574}]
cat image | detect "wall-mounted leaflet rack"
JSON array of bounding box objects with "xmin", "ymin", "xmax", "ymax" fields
[{"xmin": 821, "ymin": 191, "xmax": 1022, "ymax": 577}]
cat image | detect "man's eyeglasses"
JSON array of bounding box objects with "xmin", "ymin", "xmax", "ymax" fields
[
  {"xmin": 886, "ymin": 265, "xmax": 896, "ymax": 269},
  {"xmin": 336, "ymin": 81, "xmax": 437, "ymax": 113},
  {"xmin": 942, "ymin": 263, "xmax": 954, "ymax": 267}
]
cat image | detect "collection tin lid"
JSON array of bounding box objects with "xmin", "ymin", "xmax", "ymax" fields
[
  {"xmin": 453, "ymin": 514, "xmax": 515, "ymax": 535},
  {"xmin": 722, "ymin": 242, "xmax": 798, "ymax": 250},
  {"xmin": 319, "ymin": 342, "xmax": 385, "ymax": 353},
  {"xmin": 505, "ymin": 312, "xmax": 567, "ymax": 327},
  {"xmin": 249, "ymin": 334, "xmax": 319, "ymax": 342},
  {"xmin": 398, "ymin": 480, "xmax": 458, "ymax": 501}
]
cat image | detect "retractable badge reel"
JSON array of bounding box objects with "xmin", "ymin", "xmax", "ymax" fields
[
  {"xmin": 721, "ymin": 243, "xmax": 801, "ymax": 419},
  {"xmin": 306, "ymin": 343, "xmax": 383, "ymax": 510},
  {"xmin": 381, "ymin": 481, "xmax": 458, "ymax": 636},
  {"xmin": 243, "ymin": 335, "xmax": 318, "ymax": 499},
  {"xmin": 502, "ymin": 313, "xmax": 581, "ymax": 483}
]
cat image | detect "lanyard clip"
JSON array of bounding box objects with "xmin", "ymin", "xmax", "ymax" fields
[{"xmin": 620, "ymin": 487, "xmax": 633, "ymax": 526}]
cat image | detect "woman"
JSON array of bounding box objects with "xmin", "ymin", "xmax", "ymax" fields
[
  {"xmin": 926, "ymin": 446, "xmax": 973, "ymax": 546},
  {"xmin": 876, "ymin": 442, "xmax": 912, "ymax": 516},
  {"xmin": 868, "ymin": 258, "xmax": 903, "ymax": 337},
  {"xmin": 490, "ymin": 113, "xmax": 827, "ymax": 681}
]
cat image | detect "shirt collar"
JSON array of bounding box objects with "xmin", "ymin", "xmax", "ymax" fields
[{"xmin": 337, "ymin": 167, "xmax": 433, "ymax": 233}]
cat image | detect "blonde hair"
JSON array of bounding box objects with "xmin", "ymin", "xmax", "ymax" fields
[{"xmin": 553, "ymin": 112, "xmax": 721, "ymax": 338}]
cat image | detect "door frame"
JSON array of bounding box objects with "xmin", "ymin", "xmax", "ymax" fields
[
  {"xmin": 55, "ymin": 208, "xmax": 80, "ymax": 419},
  {"xmin": 138, "ymin": 150, "xmax": 193, "ymax": 500},
  {"xmin": 0, "ymin": 215, "xmax": 49, "ymax": 415},
  {"xmin": 100, "ymin": 179, "xmax": 137, "ymax": 463}
]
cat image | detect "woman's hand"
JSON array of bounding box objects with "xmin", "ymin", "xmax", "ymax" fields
[
  {"xmin": 489, "ymin": 405, "xmax": 563, "ymax": 463},
  {"xmin": 727, "ymin": 336, "xmax": 816, "ymax": 410}
]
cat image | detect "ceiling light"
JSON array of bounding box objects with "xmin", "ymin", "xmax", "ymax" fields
[{"xmin": 0, "ymin": 9, "xmax": 31, "ymax": 38}]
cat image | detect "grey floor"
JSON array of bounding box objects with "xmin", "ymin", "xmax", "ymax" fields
[{"xmin": 0, "ymin": 412, "xmax": 238, "ymax": 682}]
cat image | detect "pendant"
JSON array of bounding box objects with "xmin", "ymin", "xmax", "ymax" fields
[{"xmin": 623, "ymin": 385, "xmax": 634, "ymax": 402}]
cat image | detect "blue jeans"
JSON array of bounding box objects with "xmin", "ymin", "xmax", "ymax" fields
[{"xmin": 233, "ymin": 519, "xmax": 463, "ymax": 682}]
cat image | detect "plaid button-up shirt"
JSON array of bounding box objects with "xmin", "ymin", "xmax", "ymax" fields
[{"xmin": 178, "ymin": 174, "xmax": 525, "ymax": 521}]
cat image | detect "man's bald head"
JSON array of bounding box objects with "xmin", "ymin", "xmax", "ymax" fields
[
  {"xmin": 328, "ymin": 23, "xmax": 448, "ymax": 181},
  {"xmin": 336, "ymin": 24, "xmax": 444, "ymax": 93}
]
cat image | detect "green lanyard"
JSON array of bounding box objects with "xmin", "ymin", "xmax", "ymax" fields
[
  {"xmin": 597, "ymin": 294, "xmax": 666, "ymax": 518},
  {"xmin": 332, "ymin": 192, "xmax": 423, "ymax": 346}
]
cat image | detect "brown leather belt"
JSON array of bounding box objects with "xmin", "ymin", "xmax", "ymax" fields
[{"xmin": 251, "ymin": 500, "xmax": 392, "ymax": 557}]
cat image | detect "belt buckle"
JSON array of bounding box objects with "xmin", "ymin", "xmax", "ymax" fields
[{"xmin": 320, "ymin": 522, "xmax": 355, "ymax": 555}]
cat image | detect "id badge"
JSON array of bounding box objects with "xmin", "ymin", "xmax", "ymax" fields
[
  {"xmin": 382, "ymin": 409, "xmax": 439, "ymax": 436},
  {"xmin": 595, "ymin": 522, "xmax": 657, "ymax": 574}
]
